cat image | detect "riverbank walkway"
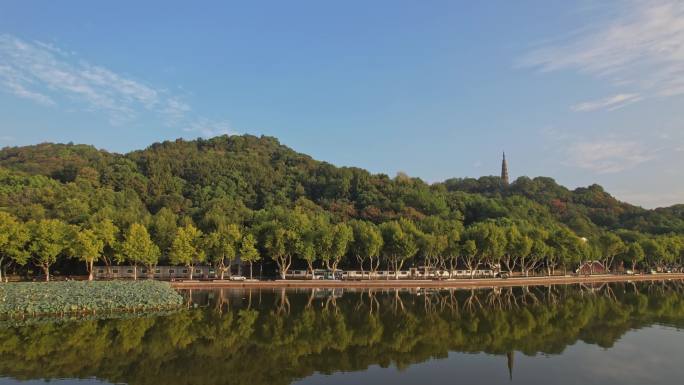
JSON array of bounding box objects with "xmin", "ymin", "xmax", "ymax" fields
[{"xmin": 170, "ymin": 273, "xmax": 684, "ymax": 289}]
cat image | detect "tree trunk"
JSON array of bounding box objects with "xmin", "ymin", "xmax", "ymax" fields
[
  {"xmin": 331, "ymin": 260, "xmax": 340, "ymax": 278},
  {"xmin": 220, "ymin": 268, "xmax": 225, "ymax": 280},
  {"xmin": 356, "ymin": 255, "xmax": 365, "ymax": 277},
  {"xmin": 43, "ymin": 264, "xmax": 50, "ymax": 282},
  {"xmin": 87, "ymin": 260, "xmax": 94, "ymax": 281},
  {"xmin": 306, "ymin": 261, "xmax": 314, "ymax": 280},
  {"xmin": 249, "ymin": 262, "xmax": 253, "ymax": 280},
  {"xmin": 277, "ymin": 255, "xmax": 291, "ymax": 280},
  {"xmin": 0, "ymin": 257, "xmax": 4, "ymax": 283},
  {"xmin": 189, "ymin": 266, "xmax": 193, "ymax": 280}
]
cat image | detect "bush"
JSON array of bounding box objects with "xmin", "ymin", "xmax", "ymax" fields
[{"xmin": 0, "ymin": 281, "xmax": 183, "ymax": 318}]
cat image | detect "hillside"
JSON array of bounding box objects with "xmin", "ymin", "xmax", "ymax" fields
[{"xmin": 0, "ymin": 135, "xmax": 682, "ymax": 237}]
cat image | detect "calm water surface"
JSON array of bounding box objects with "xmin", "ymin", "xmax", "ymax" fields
[{"xmin": 2, "ymin": 281, "xmax": 684, "ymax": 385}]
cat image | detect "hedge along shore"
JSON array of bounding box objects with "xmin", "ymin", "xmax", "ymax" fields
[
  {"xmin": 170, "ymin": 273, "xmax": 684, "ymax": 290},
  {"xmin": 0, "ymin": 281, "xmax": 184, "ymax": 318}
]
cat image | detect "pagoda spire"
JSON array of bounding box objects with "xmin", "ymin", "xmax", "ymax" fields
[{"xmin": 501, "ymin": 152, "xmax": 509, "ymax": 186}]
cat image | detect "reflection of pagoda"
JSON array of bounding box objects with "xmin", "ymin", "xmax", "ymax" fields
[{"xmin": 506, "ymin": 351, "xmax": 514, "ymax": 381}]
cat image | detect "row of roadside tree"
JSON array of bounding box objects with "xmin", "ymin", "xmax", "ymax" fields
[{"xmin": 1, "ymin": 204, "xmax": 683, "ymax": 282}]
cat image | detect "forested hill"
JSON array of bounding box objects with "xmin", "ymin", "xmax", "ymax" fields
[{"xmin": 0, "ymin": 134, "xmax": 682, "ymax": 236}]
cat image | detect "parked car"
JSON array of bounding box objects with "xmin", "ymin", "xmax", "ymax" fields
[{"xmin": 229, "ymin": 275, "xmax": 246, "ymax": 281}]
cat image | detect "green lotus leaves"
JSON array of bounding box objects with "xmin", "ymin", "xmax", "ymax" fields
[{"xmin": 0, "ymin": 281, "xmax": 183, "ymax": 318}]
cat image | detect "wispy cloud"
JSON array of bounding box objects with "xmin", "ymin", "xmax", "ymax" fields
[
  {"xmin": 571, "ymin": 93, "xmax": 642, "ymax": 112},
  {"xmin": 520, "ymin": 0, "xmax": 684, "ymax": 110},
  {"xmin": 613, "ymin": 191, "xmax": 684, "ymax": 208},
  {"xmin": 183, "ymin": 118, "xmax": 238, "ymax": 138},
  {"xmin": 0, "ymin": 34, "xmax": 189, "ymax": 123},
  {"xmin": 0, "ymin": 34, "xmax": 232, "ymax": 137},
  {"xmin": 565, "ymin": 140, "xmax": 655, "ymax": 173},
  {"xmin": 0, "ymin": 64, "xmax": 55, "ymax": 106}
]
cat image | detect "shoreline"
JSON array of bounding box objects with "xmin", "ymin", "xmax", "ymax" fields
[{"xmin": 170, "ymin": 273, "xmax": 684, "ymax": 290}]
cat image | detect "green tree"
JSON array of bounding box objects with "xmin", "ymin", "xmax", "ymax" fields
[
  {"xmin": 0, "ymin": 212, "xmax": 30, "ymax": 283},
  {"xmin": 348, "ymin": 220, "xmax": 383, "ymax": 278},
  {"xmin": 204, "ymin": 224, "xmax": 241, "ymax": 279},
  {"xmin": 501, "ymin": 224, "xmax": 531, "ymax": 275},
  {"xmin": 380, "ymin": 219, "xmax": 420, "ymax": 279},
  {"xmin": 300, "ymin": 233, "xmax": 317, "ymax": 279},
  {"xmin": 262, "ymin": 224, "xmax": 289, "ymax": 279},
  {"xmin": 597, "ymin": 233, "xmax": 626, "ymax": 272},
  {"xmin": 642, "ymin": 238, "xmax": 665, "ymax": 270},
  {"xmin": 468, "ymin": 221, "xmax": 506, "ymax": 274},
  {"xmin": 120, "ymin": 223, "xmax": 160, "ymax": 280},
  {"xmin": 91, "ymin": 219, "xmax": 119, "ymax": 278},
  {"xmin": 546, "ymin": 226, "xmax": 582, "ymax": 275},
  {"xmin": 623, "ymin": 242, "xmax": 645, "ymax": 272},
  {"xmin": 521, "ymin": 228, "xmax": 549, "ymax": 277},
  {"xmin": 418, "ymin": 232, "xmax": 447, "ymax": 277},
  {"xmin": 306, "ymin": 215, "xmax": 330, "ymax": 278},
  {"xmin": 442, "ymin": 222, "xmax": 463, "ymax": 278},
  {"xmin": 325, "ymin": 223, "xmax": 353, "ymax": 276},
  {"xmin": 459, "ymin": 239, "xmax": 478, "ymax": 278},
  {"xmin": 27, "ymin": 219, "xmax": 70, "ymax": 281},
  {"xmin": 239, "ymin": 233, "xmax": 260, "ymax": 280},
  {"xmin": 170, "ymin": 224, "xmax": 205, "ymax": 279},
  {"xmin": 259, "ymin": 207, "xmax": 309, "ymax": 280},
  {"xmin": 150, "ymin": 208, "xmax": 178, "ymax": 257},
  {"xmin": 73, "ymin": 228, "xmax": 104, "ymax": 281}
]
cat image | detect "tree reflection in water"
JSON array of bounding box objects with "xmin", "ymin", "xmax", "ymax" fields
[{"xmin": 2, "ymin": 281, "xmax": 684, "ymax": 385}]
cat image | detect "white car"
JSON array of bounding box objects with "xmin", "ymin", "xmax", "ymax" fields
[{"xmin": 229, "ymin": 275, "xmax": 246, "ymax": 281}]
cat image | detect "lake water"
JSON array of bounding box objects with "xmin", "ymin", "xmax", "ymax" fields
[{"xmin": 2, "ymin": 281, "xmax": 684, "ymax": 385}]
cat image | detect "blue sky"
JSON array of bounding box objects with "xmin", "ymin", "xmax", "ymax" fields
[{"xmin": 1, "ymin": 0, "xmax": 683, "ymax": 208}]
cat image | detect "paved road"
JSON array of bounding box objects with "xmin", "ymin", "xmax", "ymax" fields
[{"xmin": 170, "ymin": 273, "xmax": 684, "ymax": 289}]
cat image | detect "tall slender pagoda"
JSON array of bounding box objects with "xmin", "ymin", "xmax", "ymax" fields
[{"xmin": 501, "ymin": 152, "xmax": 509, "ymax": 186}]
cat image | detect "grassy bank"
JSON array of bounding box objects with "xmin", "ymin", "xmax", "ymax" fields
[{"xmin": 0, "ymin": 281, "xmax": 184, "ymax": 318}]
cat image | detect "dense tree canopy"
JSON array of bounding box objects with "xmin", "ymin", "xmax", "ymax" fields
[{"xmin": 0, "ymin": 135, "xmax": 682, "ymax": 279}]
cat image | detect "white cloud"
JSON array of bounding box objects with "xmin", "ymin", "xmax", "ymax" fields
[
  {"xmin": 0, "ymin": 64, "xmax": 55, "ymax": 106},
  {"xmin": 539, "ymin": 126, "xmax": 572, "ymax": 142},
  {"xmin": 565, "ymin": 140, "xmax": 655, "ymax": 173},
  {"xmin": 613, "ymin": 191, "xmax": 684, "ymax": 208},
  {"xmin": 520, "ymin": 0, "xmax": 684, "ymax": 110},
  {"xmin": 183, "ymin": 118, "xmax": 238, "ymax": 138},
  {"xmin": 571, "ymin": 93, "xmax": 642, "ymax": 112},
  {"xmin": 0, "ymin": 34, "xmax": 191, "ymax": 125},
  {"xmin": 0, "ymin": 34, "xmax": 236, "ymax": 138}
]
